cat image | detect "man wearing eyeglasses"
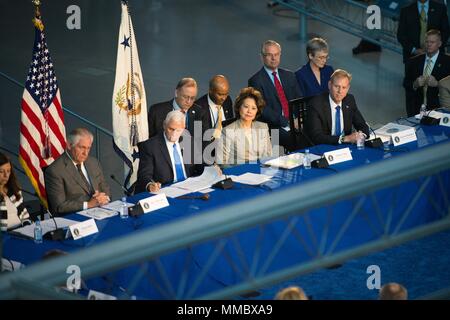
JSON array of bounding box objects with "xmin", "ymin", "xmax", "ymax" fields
[
  {"xmin": 248, "ymin": 40, "xmax": 303, "ymax": 152},
  {"xmin": 147, "ymin": 78, "xmax": 208, "ymax": 139}
]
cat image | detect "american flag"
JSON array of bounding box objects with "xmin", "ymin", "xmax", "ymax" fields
[{"xmin": 19, "ymin": 16, "xmax": 66, "ymax": 208}]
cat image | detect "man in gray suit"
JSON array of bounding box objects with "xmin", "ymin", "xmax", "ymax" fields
[{"xmin": 45, "ymin": 128, "xmax": 110, "ymax": 216}]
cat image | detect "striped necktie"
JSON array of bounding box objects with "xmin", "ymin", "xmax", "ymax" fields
[
  {"xmin": 423, "ymin": 58, "xmax": 433, "ymax": 105},
  {"xmin": 419, "ymin": 4, "xmax": 427, "ymax": 48}
]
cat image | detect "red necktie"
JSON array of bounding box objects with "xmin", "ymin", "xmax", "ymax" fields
[{"xmin": 272, "ymin": 71, "xmax": 290, "ymax": 119}]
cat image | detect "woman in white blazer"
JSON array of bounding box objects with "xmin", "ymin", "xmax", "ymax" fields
[{"xmin": 216, "ymin": 87, "xmax": 272, "ymax": 166}]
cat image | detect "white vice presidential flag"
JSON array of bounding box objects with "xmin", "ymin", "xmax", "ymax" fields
[{"xmin": 112, "ymin": 1, "xmax": 148, "ymax": 192}]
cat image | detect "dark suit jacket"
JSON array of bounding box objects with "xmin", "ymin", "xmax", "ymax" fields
[
  {"xmin": 306, "ymin": 93, "xmax": 369, "ymax": 145},
  {"xmin": 147, "ymin": 99, "xmax": 209, "ymax": 139},
  {"xmin": 248, "ymin": 67, "xmax": 302, "ymax": 128},
  {"xmin": 397, "ymin": 1, "xmax": 449, "ymax": 62},
  {"xmin": 404, "ymin": 52, "xmax": 450, "ymax": 113},
  {"xmin": 135, "ymin": 133, "xmax": 197, "ymax": 194},
  {"xmin": 195, "ymin": 94, "xmax": 235, "ymax": 131},
  {"xmin": 44, "ymin": 152, "xmax": 110, "ymax": 216}
]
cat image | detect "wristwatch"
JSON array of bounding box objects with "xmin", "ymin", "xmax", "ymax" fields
[{"xmin": 339, "ymin": 135, "xmax": 345, "ymax": 144}]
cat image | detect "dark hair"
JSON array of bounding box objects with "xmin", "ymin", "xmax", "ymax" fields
[
  {"xmin": 234, "ymin": 87, "xmax": 266, "ymax": 119},
  {"xmin": 0, "ymin": 152, "xmax": 21, "ymax": 201}
]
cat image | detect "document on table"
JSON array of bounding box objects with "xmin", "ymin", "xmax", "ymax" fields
[
  {"xmin": 10, "ymin": 218, "xmax": 78, "ymax": 239},
  {"xmin": 374, "ymin": 122, "xmax": 414, "ymax": 136},
  {"xmin": 77, "ymin": 207, "xmax": 119, "ymax": 220},
  {"xmin": 154, "ymin": 186, "xmax": 192, "ymax": 198},
  {"xmin": 171, "ymin": 166, "xmax": 224, "ymax": 192},
  {"xmin": 101, "ymin": 200, "xmax": 134, "ymax": 213},
  {"xmin": 228, "ymin": 173, "xmax": 273, "ymax": 185},
  {"xmin": 262, "ymin": 152, "xmax": 321, "ymax": 169}
]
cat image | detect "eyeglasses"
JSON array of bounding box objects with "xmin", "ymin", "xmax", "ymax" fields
[
  {"xmin": 314, "ymin": 54, "xmax": 329, "ymax": 60},
  {"xmin": 262, "ymin": 52, "xmax": 281, "ymax": 58},
  {"xmin": 180, "ymin": 95, "xmax": 196, "ymax": 102}
]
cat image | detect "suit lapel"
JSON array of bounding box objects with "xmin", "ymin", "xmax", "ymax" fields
[
  {"xmin": 431, "ymin": 53, "xmax": 444, "ymax": 78},
  {"xmin": 158, "ymin": 134, "xmax": 173, "ymax": 171},
  {"xmin": 64, "ymin": 153, "xmax": 91, "ymax": 194},
  {"xmin": 342, "ymin": 97, "xmax": 352, "ymax": 134},
  {"xmin": 260, "ymin": 68, "xmax": 281, "ymax": 106},
  {"xmin": 323, "ymin": 95, "xmax": 333, "ymax": 134}
]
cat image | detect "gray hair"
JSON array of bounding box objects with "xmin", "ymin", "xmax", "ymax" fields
[
  {"xmin": 175, "ymin": 77, "xmax": 197, "ymax": 90},
  {"xmin": 261, "ymin": 40, "xmax": 281, "ymax": 55},
  {"xmin": 67, "ymin": 128, "xmax": 93, "ymax": 146},
  {"xmin": 163, "ymin": 110, "xmax": 186, "ymax": 128},
  {"xmin": 306, "ymin": 37, "xmax": 329, "ymax": 57}
]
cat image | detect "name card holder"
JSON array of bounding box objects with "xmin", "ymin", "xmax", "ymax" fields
[
  {"xmin": 324, "ymin": 147, "xmax": 352, "ymax": 165},
  {"xmin": 391, "ymin": 128, "xmax": 417, "ymax": 146},
  {"xmin": 69, "ymin": 219, "xmax": 98, "ymax": 240}
]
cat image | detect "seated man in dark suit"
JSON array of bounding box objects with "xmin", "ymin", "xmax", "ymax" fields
[
  {"xmin": 147, "ymin": 78, "xmax": 209, "ymax": 140},
  {"xmin": 136, "ymin": 110, "xmax": 201, "ymax": 193},
  {"xmin": 404, "ymin": 29, "xmax": 450, "ymax": 116},
  {"xmin": 248, "ymin": 40, "xmax": 303, "ymax": 151},
  {"xmin": 306, "ymin": 69, "xmax": 369, "ymax": 145},
  {"xmin": 195, "ymin": 75, "xmax": 234, "ymax": 140},
  {"xmin": 44, "ymin": 128, "xmax": 110, "ymax": 216},
  {"xmin": 195, "ymin": 75, "xmax": 234, "ymax": 164}
]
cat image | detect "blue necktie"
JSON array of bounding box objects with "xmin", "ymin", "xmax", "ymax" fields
[
  {"xmin": 335, "ymin": 105, "xmax": 341, "ymax": 136},
  {"xmin": 173, "ymin": 143, "xmax": 185, "ymax": 182}
]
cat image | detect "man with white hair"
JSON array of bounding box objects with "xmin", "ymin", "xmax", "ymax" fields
[
  {"xmin": 45, "ymin": 128, "xmax": 110, "ymax": 216},
  {"xmin": 136, "ymin": 110, "xmax": 200, "ymax": 193}
]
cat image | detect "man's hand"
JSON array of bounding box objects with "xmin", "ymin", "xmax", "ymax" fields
[
  {"xmin": 413, "ymin": 48, "xmax": 425, "ymax": 56},
  {"xmin": 147, "ymin": 181, "xmax": 161, "ymax": 193},
  {"xmin": 343, "ymin": 132, "xmax": 359, "ymax": 144},
  {"xmin": 413, "ymin": 75, "xmax": 426, "ymax": 89},
  {"xmin": 87, "ymin": 190, "xmax": 110, "ymax": 208},
  {"xmin": 427, "ymin": 75, "xmax": 439, "ymax": 87}
]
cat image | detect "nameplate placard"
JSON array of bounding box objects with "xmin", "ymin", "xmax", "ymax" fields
[
  {"xmin": 440, "ymin": 115, "xmax": 450, "ymax": 127},
  {"xmin": 391, "ymin": 128, "xmax": 417, "ymax": 146},
  {"xmin": 139, "ymin": 193, "xmax": 169, "ymax": 214},
  {"xmin": 324, "ymin": 147, "xmax": 352, "ymax": 165},
  {"xmin": 69, "ymin": 219, "xmax": 98, "ymax": 240}
]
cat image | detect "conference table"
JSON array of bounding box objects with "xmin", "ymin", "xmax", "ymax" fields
[{"xmin": 2, "ymin": 117, "xmax": 450, "ymax": 299}]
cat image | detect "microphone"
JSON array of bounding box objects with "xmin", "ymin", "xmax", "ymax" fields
[
  {"xmin": 178, "ymin": 193, "xmax": 210, "ymax": 200},
  {"xmin": 364, "ymin": 122, "xmax": 383, "ymax": 148},
  {"xmin": 43, "ymin": 209, "xmax": 66, "ymax": 241},
  {"xmin": 110, "ymin": 174, "xmax": 132, "ymax": 196}
]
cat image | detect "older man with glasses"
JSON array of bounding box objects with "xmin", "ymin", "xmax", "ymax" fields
[{"xmin": 147, "ymin": 77, "xmax": 209, "ymax": 139}]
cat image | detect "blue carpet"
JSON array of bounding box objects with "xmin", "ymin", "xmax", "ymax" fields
[{"xmin": 243, "ymin": 229, "xmax": 450, "ymax": 300}]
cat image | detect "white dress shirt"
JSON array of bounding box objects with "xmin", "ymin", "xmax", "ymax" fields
[
  {"xmin": 164, "ymin": 133, "xmax": 187, "ymax": 183},
  {"xmin": 207, "ymin": 95, "xmax": 225, "ymax": 127},
  {"xmin": 329, "ymin": 95, "xmax": 344, "ymax": 138}
]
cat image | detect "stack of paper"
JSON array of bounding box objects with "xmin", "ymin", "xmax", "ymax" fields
[
  {"xmin": 228, "ymin": 173, "xmax": 273, "ymax": 185},
  {"xmin": 262, "ymin": 152, "xmax": 321, "ymax": 169},
  {"xmin": 155, "ymin": 166, "xmax": 224, "ymax": 198}
]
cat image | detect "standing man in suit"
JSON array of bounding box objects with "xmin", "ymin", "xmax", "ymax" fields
[
  {"xmin": 439, "ymin": 75, "xmax": 450, "ymax": 107},
  {"xmin": 306, "ymin": 69, "xmax": 369, "ymax": 145},
  {"xmin": 397, "ymin": 0, "xmax": 449, "ymax": 63},
  {"xmin": 248, "ymin": 40, "xmax": 303, "ymax": 151},
  {"xmin": 136, "ymin": 110, "xmax": 201, "ymax": 193},
  {"xmin": 147, "ymin": 78, "xmax": 209, "ymax": 140},
  {"xmin": 44, "ymin": 128, "xmax": 110, "ymax": 216},
  {"xmin": 404, "ymin": 29, "xmax": 450, "ymax": 115}
]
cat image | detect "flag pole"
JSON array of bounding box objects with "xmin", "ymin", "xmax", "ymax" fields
[{"xmin": 32, "ymin": 0, "xmax": 44, "ymax": 31}]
